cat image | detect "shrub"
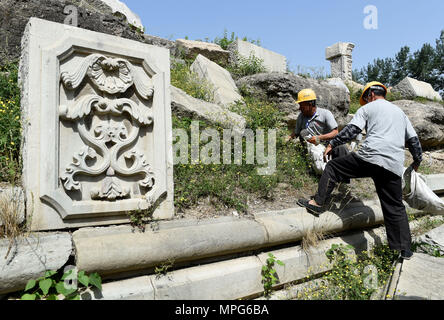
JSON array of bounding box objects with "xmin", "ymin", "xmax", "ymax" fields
[
  {"xmin": 0, "ymin": 61, "xmax": 21, "ymax": 183},
  {"xmin": 228, "ymin": 53, "xmax": 267, "ymax": 79},
  {"xmin": 170, "ymin": 59, "xmax": 215, "ymax": 103}
]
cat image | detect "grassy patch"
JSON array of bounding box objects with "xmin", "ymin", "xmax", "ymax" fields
[
  {"xmin": 296, "ymin": 243, "xmax": 398, "ymax": 300},
  {"xmin": 0, "ymin": 61, "xmax": 21, "ymax": 184},
  {"xmin": 228, "ymin": 53, "xmax": 267, "ymax": 79},
  {"xmin": 170, "ymin": 58, "xmax": 215, "ymax": 103},
  {"xmin": 172, "ymin": 97, "xmax": 316, "ymax": 214}
]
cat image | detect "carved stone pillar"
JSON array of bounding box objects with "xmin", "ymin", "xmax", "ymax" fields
[
  {"xmin": 325, "ymin": 42, "xmax": 355, "ymax": 82},
  {"xmin": 20, "ymin": 18, "xmax": 174, "ymax": 231}
]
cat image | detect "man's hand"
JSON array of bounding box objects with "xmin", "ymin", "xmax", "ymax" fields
[
  {"xmin": 307, "ymin": 136, "xmax": 318, "ymax": 145},
  {"xmin": 412, "ymin": 163, "xmax": 420, "ymax": 172},
  {"xmin": 324, "ymin": 144, "xmax": 333, "ymax": 162}
]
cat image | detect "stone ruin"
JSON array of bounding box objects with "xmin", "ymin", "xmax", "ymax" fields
[
  {"xmin": 20, "ymin": 18, "xmax": 174, "ymax": 231},
  {"xmin": 325, "ymin": 42, "xmax": 355, "ymax": 82}
]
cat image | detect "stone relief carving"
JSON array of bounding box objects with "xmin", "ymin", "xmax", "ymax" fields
[{"xmin": 59, "ymin": 54, "xmax": 156, "ymax": 203}]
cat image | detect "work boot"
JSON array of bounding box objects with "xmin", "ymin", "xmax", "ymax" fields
[
  {"xmin": 297, "ymin": 198, "xmax": 325, "ymax": 217},
  {"xmin": 400, "ymin": 249, "xmax": 414, "ymax": 260}
]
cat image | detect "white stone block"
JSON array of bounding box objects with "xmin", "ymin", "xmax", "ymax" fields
[
  {"xmin": 175, "ymin": 39, "xmax": 230, "ymax": 66},
  {"xmin": 100, "ymin": 0, "xmax": 144, "ymax": 31},
  {"xmin": 81, "ymin": 276, "xmax": 155, "ymax": 300},
  {"xmin": 171, "ymin": 86, "xmax": 246, "ymax": 134},
  {"xmin": 393, "ymin": 77, "xmax": 442, "ymax": 101},
  {"xmin": 424, "ymin": 174, "xmax": 444, "ymax": 194},
  {"xmin": 20, "ymin": 18, "xmax": 174, "ymax": 231},
  {"xmin": 0, "ymin": 233, "xmax": 72, "ymax": 294},
  {"xmin": 395, "ymin": 253, "xmax": 444, "ymax": 300},
  {"xmin": 151, "ymin": 256, "xmax": 263, "ymax": 300},
  {"xmin": 190, "ymin": 54, "xmax": 243, "ymax": 108},
  {"xmin": 229, "ymin": 39, "xmax": 287, "ymax": 73}
]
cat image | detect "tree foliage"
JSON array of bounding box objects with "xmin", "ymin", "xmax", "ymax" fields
[{"xmin": 354, "ymin": 30, "xmax": 444, "ymax": 99}]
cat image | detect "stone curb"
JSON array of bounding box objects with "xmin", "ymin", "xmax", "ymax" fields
[
  {"xmin": 82, "ymin": 226, "xmax": 387, "ymax": 300},
  {"xmin": 73, "ymin": 200, "xmax": 385, "ymax": 277}
]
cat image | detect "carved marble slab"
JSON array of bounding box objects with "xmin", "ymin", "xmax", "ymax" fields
[{"xmin": 20, "ymin": 18, "xmax": 174, "ymax": 231}]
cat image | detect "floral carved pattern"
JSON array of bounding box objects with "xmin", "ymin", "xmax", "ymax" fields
[{"xmin": 60, "ymin": 54, "xmax": 156, "ymax": 202}]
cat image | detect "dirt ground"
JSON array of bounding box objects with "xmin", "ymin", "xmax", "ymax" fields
[{"xmin": 177, "ymin": 148, "xmax": 444, "ymax": 220}]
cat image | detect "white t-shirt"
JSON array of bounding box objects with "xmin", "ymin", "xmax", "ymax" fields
[{"xmin": 349, "ymin": 99, "xmax": 418, "ymax": 177}]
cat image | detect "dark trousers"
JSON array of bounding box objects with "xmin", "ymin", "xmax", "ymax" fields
[
  {"xmin": 330, "ymin": 145, "xmax": 349, "ymax": 160},
  {"xmin": 314, "ymin": 152, "xmax": 411, "ymax": 252}
]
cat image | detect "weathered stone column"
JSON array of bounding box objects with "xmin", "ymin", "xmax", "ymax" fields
[{"xmin": 325, "ymin": 42, "xmax": 355, "ymax": 82}]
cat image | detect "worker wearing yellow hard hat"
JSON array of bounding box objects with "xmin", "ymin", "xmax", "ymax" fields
[
  {"xmin": 287, "ymin": 88, "xmax": 349, "ymax": 161},
  {"xmin": 359, "ymin": 81, "xmax": 388, "ymax": 106},
  {"xmin": 298, "ymin": 80, "xmax": 423, "ymax": 261}
]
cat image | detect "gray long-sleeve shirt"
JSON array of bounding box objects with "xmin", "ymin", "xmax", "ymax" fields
[{"xmin": 331, "ymin": 99, "xmax": 421, "ymax": 177}]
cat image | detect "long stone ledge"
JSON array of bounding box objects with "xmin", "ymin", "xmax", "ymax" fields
[
  {"xmin": 82, "ymin": 226, "xmax": 388, "ymax": 300},
  {"xmin": 80, "ymin": 216, "xmax": 443, "ymax": 300},
  {"xmin": 74, "ymin": 199, "xmax": 386, "ymax": 277}
]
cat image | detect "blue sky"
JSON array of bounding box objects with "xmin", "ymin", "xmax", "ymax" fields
[{"xmin": 123, "ymin": 0, "xmax": 444, "ymax": 75}]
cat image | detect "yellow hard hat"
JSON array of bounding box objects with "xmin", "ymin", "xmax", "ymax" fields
[
  {"xmin": 296, "ymin": 89, "xmax": 317, "ymax": 104},
  {"xmin": 360, "ymin": 81, "xmax": 388, "ymax": 106}
]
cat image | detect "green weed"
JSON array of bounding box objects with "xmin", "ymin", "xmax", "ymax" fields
[{"xmin": 0, "ymin": 61, "xmax": 21, "ymax": 183}]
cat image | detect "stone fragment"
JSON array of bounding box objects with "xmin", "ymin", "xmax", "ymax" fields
[
  {"xmin": 392, "ymin": 77, "xmax": 442, "ymax": 101},
  {"xmin": 325, "ymin": 42, "xmax": 355, "ymax": 82},
  {"xmin": 20, "ymin": 18, "xmax": 174, "ymax": 231},
  {"xmin": 395, "ymin": 253, "xmax": 444, "ymax": 300},
  {"xmin": 81, "ymin": 276, "xmax": 154, "ymax": 300},
  {"xmin": 0, "ymin": 0, "xmax": 147, "ymax": 65},
  {"xmin": 100, "ymin": 0, "xmax": 144, "ymax": 30},
  {"xmin": 392, "ymin": 100, "xmax": 444, "ymax": 149},
  {"xmin": 228, "ymin": 39, "xmax": 287, "ymax": 73},
  {"xmin": 171, "ymin": 86, "xmax": 246, "ymax": 134},
  {"xmin": 0, "ymin": 233, "xmax": 72, "ymax": 294},
  {"xmin": 176, "ymin": 39, "xmax": 230, "ymax": 66},
  {"xmin": 190, "ymin": 54, "xmax": 243, "ymax": 108},
  {"xmin": 236, "ymin": 73, "xmax": 350, "ymax": 128}
]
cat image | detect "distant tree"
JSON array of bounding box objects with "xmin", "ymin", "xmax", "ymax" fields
[
  {"xmin": 353, "ymin": 30, "xmax": 444, "ymax": 98},
  {"xmin": 392, "ymin": 46, "xmax": 410, "ymax": 85},
  {"xmin": 408, "ymin": 43, "xmax": 436, "ymax": 84},
  {"xmin": 359, "ymin": 57, "xmax": 393, "ymax": 85},
  {"xmin": 433, "ymin": 30, "xmax": 444, "ymax": 98}
]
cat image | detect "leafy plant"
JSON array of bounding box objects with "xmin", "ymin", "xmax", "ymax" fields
[
  {"xmin": 154, "ymin": 259, "xmax": 175, "ymax": 279},
  {"xmin": 213, "ymin": 29, "xmax": 261, "ymax": 50},
  {"xmin": 170, "ymin": 59, "xmax": 215, "ymax": 102},
  {"xmin": 21, "ymin": 269, "xmax": 102, "ymax": 300},
  {"xmin": 228, "ymin": 53, "xmax": 267, "ymax": 79},
  {"xmin": 297, "ymin": 243, "xmax": 398, "ymax": 300},
  {"xmin": 0, "ymin": 61, "xmax": 22, "ymax": 183},
  {"xmin": 261, "ymin": 253, "xmax": 284, "ymax": 297}
]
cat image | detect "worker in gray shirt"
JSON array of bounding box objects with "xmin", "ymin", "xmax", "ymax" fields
[
  {"xmin": 298, "ymin": 82, "xmax": 423, "ymax": 260},
  {"xmin": 288, "ymin": 88, "xmax": 349, "ymax": 159}
]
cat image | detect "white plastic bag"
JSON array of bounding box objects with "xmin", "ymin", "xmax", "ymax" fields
[
  {"xmin": 306, "ymin": 143, "xmax": 328, "ymax": 175},
  {"xmin": 402, "ymin": 166, "xmax": 444, "ymax": 215}
]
